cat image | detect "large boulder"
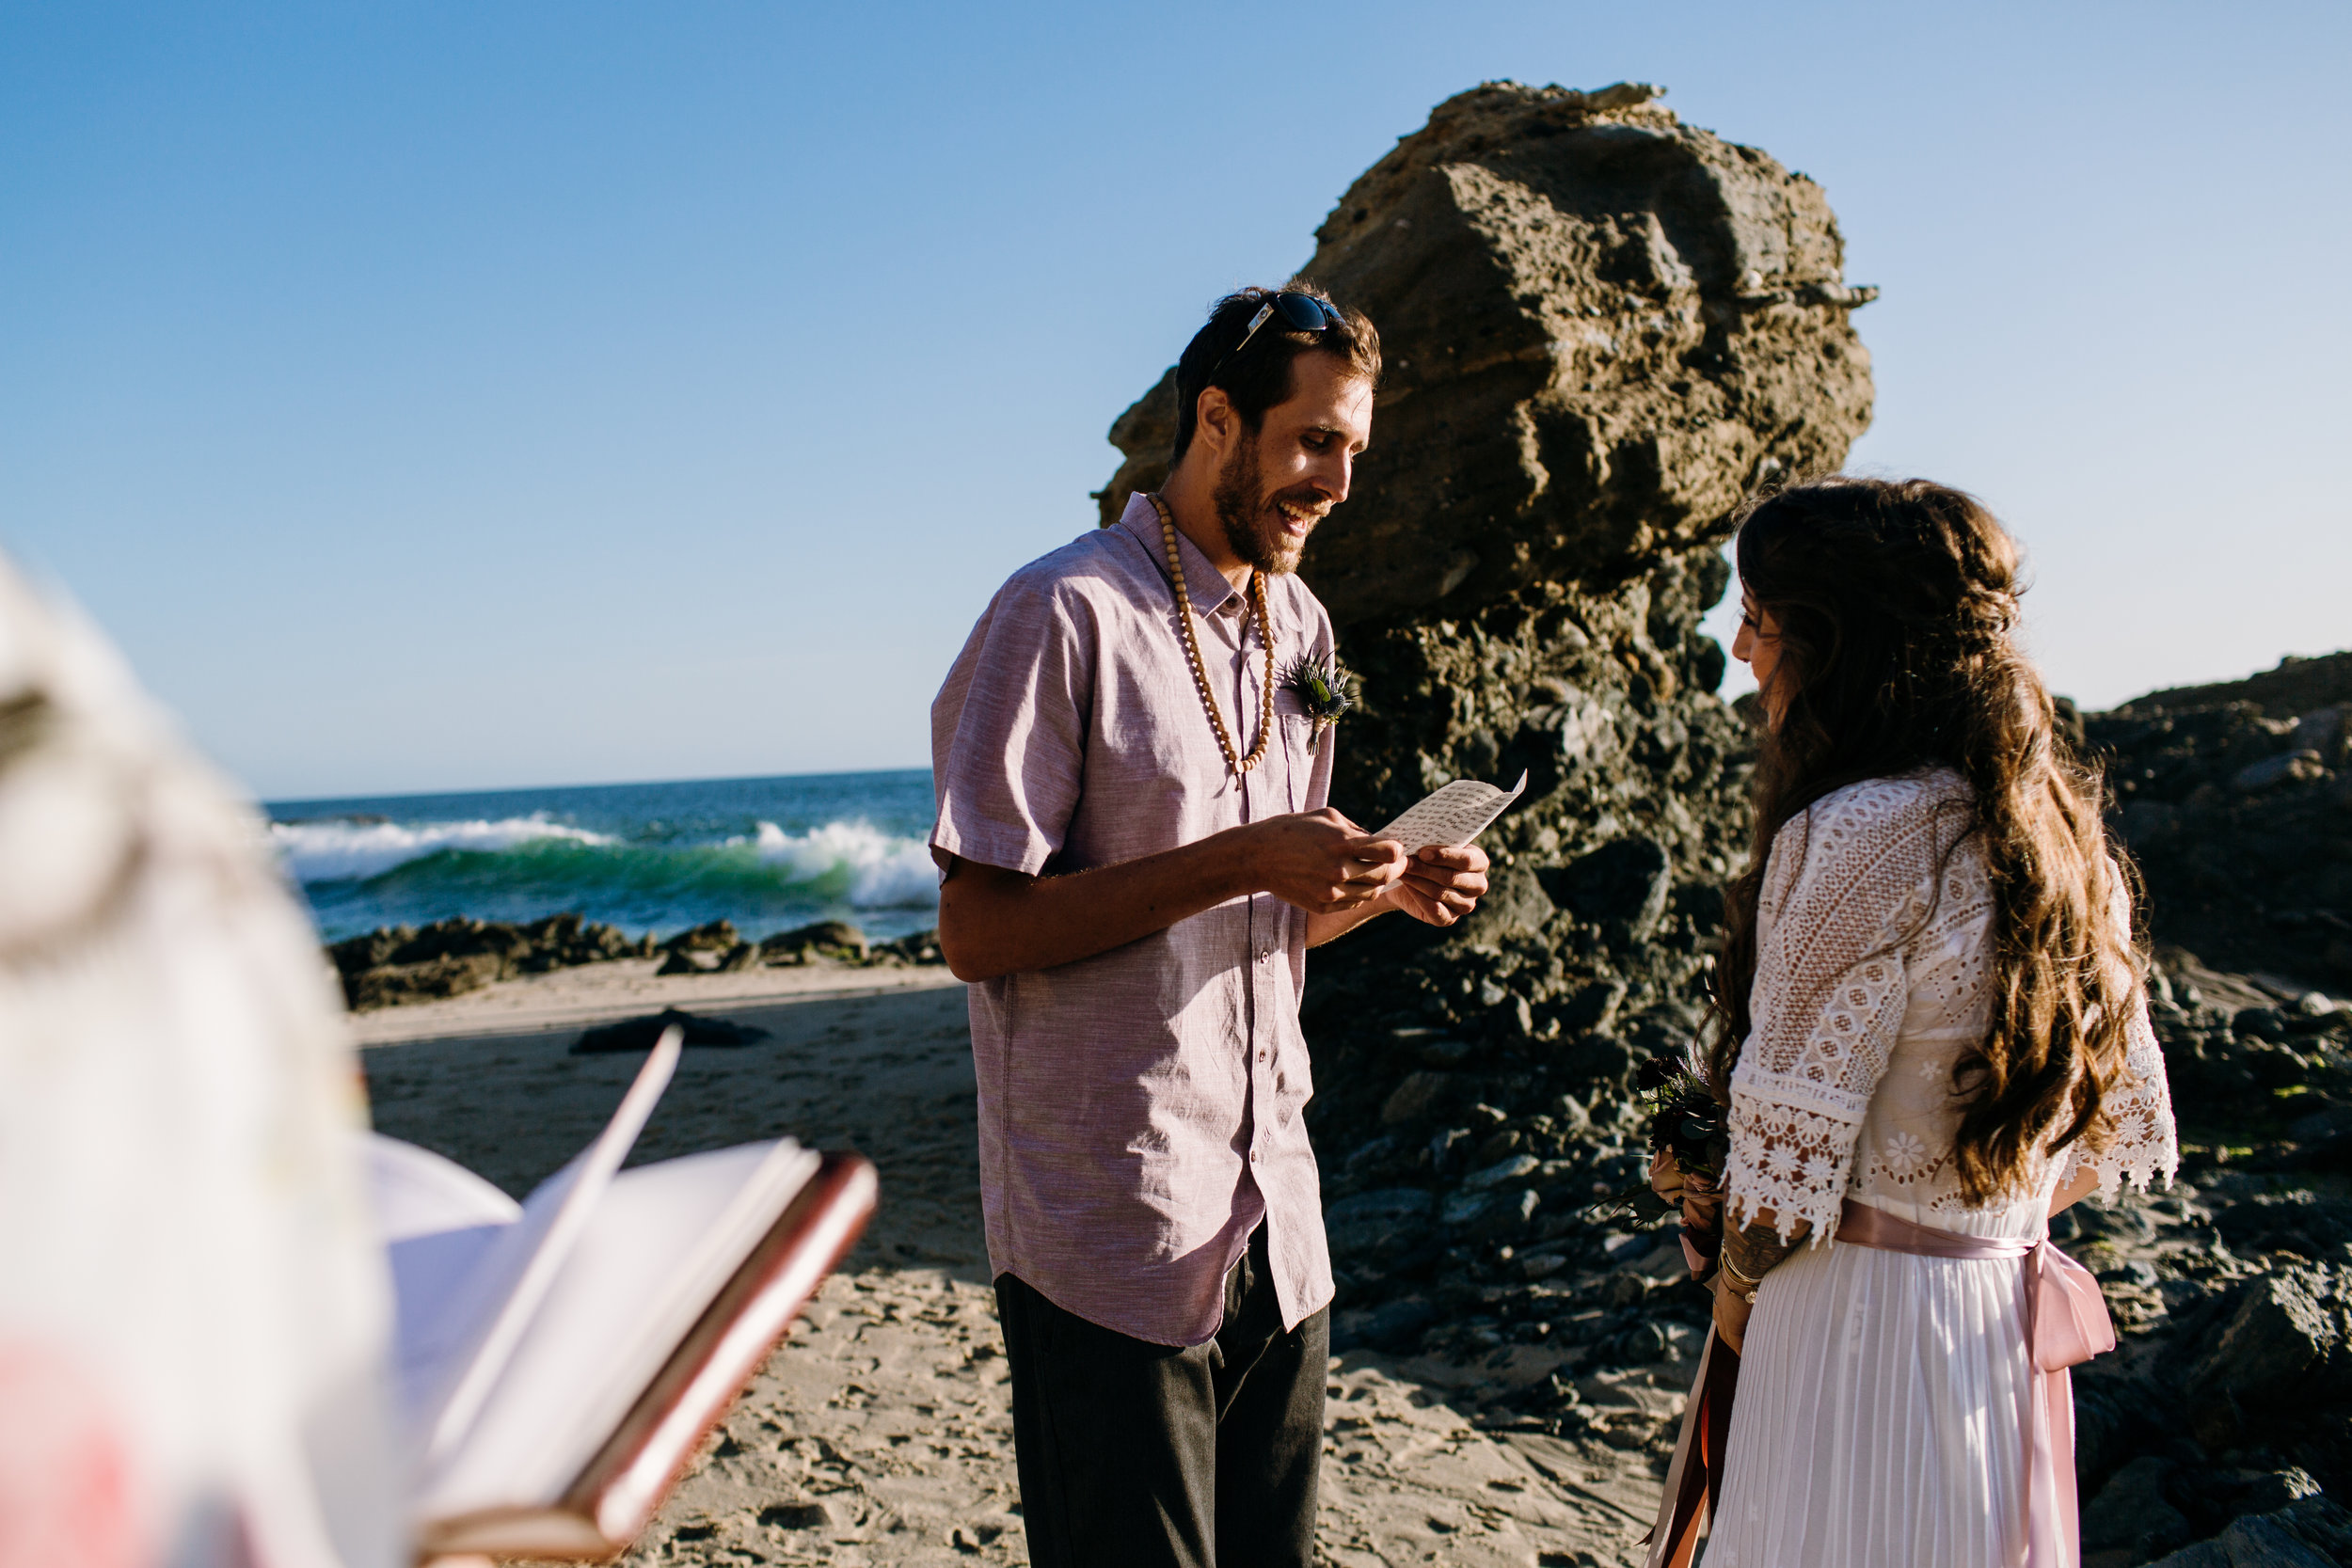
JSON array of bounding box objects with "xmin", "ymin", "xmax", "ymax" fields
[
  {"xmin": 1099, "ymin": 80, "xmax": 1875, "ymax": 628},
  {"xmin": 2184, "ymin": 1266, "xmax": 2352, "ymax": 1449},
  {"xmin": 1093, "ymin": 81, "xmax": 1876, "ymax": 1293}
]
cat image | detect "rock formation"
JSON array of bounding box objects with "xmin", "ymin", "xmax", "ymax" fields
[
  {"xmin": 329, "ymin": 911, "xmax": 654, "ymax": 1009},
  {"xmin": 2090, "ymin": 651, "xmax": 2352, "ymax": 989},
  {"xmin": 1096, "ymin": 74, "xmax": 1875, "ymax": 1366}
]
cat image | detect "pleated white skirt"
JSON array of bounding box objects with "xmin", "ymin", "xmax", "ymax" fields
[{"xmin": 1701, "ymin": 1222, "xmax": 2039, "ymax": 1568}]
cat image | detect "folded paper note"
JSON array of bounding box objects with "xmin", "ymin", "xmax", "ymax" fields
[{"xmin": 1374, "ymin": 770, "xmax": 1529, "ymax": 853}]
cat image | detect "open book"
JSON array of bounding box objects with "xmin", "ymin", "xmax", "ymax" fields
[
  {"xmin": 1375, "ymin": 768, "xmax": 1528, "ymax": 853},
  {"xmin": 365, "ymin": 1027, "xmax": 876, "ymax": 1560}
]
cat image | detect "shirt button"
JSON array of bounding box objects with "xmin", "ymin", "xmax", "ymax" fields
[
  {"xmin": 1258, "ymin": 1050, "xmax": 1269, "ymax": 1063},
  {"xmin": 1250, "ymin": 1149, "xmax": 1262, "ymax": 1164}
]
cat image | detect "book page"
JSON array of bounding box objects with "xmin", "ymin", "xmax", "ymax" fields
[
  {"xmin": 366, "ymin": 1134, "xmax": 527, "ymax": 1411},
  {"xmin": 406, "ymin": 1027, "xmax": 684, "ymax": 1465},
  {"xmin": 414, "ymin": 1137, "xmax": 820, "ymax": 1519},
  {"xmin": 367, "ymin": 1135, "xmax": 523, "ymax": 1242},
  {"xmin": 1373, "ymin": 769, "xmax": 1528, "ymax": 853}
]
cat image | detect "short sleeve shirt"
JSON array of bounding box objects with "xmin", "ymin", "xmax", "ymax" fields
[{"xmin": 930, "ymin": 493, "xmax": 1337, "ymax": 1346}]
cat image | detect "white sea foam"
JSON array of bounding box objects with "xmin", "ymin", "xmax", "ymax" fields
[
  {"xmin": 270, "ymin": 815, "xmax": 613, "ymax": 883},
  {"xmin": 753, "ymin": 820, "xmax": 939, "ymax": 908}
]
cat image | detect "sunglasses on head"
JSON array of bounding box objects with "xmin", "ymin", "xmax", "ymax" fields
[{"xmin": 1209, "ymin": 292, "xmax": 1345, "ymax": 378}]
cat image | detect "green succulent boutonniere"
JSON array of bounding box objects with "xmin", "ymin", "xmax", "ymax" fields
[{"xmin": 1279, "ymin": 653, "xmax": 1354, "ymax": 748}]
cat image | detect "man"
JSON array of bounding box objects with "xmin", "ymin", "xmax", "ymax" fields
[{"xmin": 930, "ymin": 282, "xmax": 1489, "ymax": 1568}]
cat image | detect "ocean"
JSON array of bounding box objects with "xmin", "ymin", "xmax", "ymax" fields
[{"xmin": 265, "ymin": 769, "xmax": 940, "ymax": 945}]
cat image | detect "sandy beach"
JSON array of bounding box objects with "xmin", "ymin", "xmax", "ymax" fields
[{"xmin": 362, "ymin": 965, "xmax": 1677, "ymax": 1567}]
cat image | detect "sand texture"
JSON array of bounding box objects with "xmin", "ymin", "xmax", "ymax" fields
[{"xmin": 365, "ymin": 978, "xmax": 1675, "ymax": 1567}]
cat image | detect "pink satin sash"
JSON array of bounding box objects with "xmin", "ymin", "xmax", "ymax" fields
[{"xmin": 1836, "ymin": 1198, "xmax": 2116, "ymax": 1568}]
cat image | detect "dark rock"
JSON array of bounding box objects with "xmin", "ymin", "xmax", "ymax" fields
[
  {"xmin": 1467, "ymin": 865, "xmax": 1557, "ymax": 943},
  {"xmin": 715, "ymin": 942, "xmax": 759, "ymax": 974},
  {"xmin": 1326, "ymin": 1188, "xmax": 1437, "ymax": 1262},
  {"xmin": 2082, "ymin": 1456, "xmax": 2192, "ymax": 1560},
  {"xmin": 759, "ymin": 919, "xmax": 868, "ymax": 963},
  {"xmin": 1336, "ymin": 1294, "xmax": 1438, "ymax": 1354},
  {"xmin": 663, "ymin": 919, "xmax": 741, "ymax": 955},
  {"xmin": 2144, "ymin": 1496, "xmax": 2352, "ymax": 1568},
  {"xmin": 1546, "ymin": 837, "xmax": 1674, "ymax": 939},
  {"xmin": 2184, "ymin": 1266, "xmax": 2352, "ymax": 1449},
  {"xmin": 343, "ymin": 951, "xmax": 502, "ymax": 1010},
  {"xmin": 2234, "ymin": 752, "xmax": 2329, "ymax": 795},
  {"xmin": 327, "ymin": 911, "xmax": 650, "ymax": 1010},
  {"xmin": 655, "ymin": 947, "xmax": 710, "ymax": 976},
  {"xmin": 2172, "ymin": 1469, "xmax": 2326, "ymax": 1540},
  {"xmin": 571, "ymin": 1006, "xmax": 771, "ymax": 1054},
  {"xmin": 1380, "ymin": 1071, "xmax": 1458, "ymax": 1126},
  {"xmin": 870, "ymin": 927, "xmax": 946, "ymax": 965}
]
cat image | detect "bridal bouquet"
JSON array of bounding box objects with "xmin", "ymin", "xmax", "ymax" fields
[{"xmin": 1589, "ymin": 1052, "xmax": 1729, "ymax": 1279}]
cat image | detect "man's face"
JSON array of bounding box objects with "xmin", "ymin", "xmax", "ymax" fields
[{"xmin": 1210, "ymin": 352, "xmax": 1375, "ymax": 576}]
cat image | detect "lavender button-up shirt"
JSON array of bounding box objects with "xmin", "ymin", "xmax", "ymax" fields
[{"xmin": 930, "ymin": 493, "xmax": 1337, "ymax": 1346}]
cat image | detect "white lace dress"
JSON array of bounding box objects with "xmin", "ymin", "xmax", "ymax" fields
[{"xmin": 1702, "ymin": 771, "xmax": 2178, "ymax": 1568}]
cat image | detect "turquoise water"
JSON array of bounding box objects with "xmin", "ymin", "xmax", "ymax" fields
[{"xmin": 265, "ymin": 769, "xmax": 938, "ymax": 943}]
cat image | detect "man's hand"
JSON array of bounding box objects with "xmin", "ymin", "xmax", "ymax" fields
[
  {"xmin": 1384, "ymin": 842, "xmax": 1489, "ymax": 927},
  {"xmin": 1248, "ymin": 809, "xmax": 1406, "ymax": 915},
  {"xmin": 937, "ymin": 808, "xmax": 1413, "ymax": 981}
]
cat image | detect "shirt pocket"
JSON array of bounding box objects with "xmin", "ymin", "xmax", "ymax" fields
[{"xmin": 1271, "ymin": 689, "xmax": 1316, "ymax": 814}]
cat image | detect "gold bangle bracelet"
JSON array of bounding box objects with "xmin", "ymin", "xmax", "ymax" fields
[{"xmin": 1720, "ymin": 1253, "xmax": 1762, "ymax": 1289}]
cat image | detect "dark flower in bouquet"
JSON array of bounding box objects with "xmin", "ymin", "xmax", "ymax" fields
[{"xmin": 1587, "ymin": 1051, "xmax": 1731, "ymax": 1241}]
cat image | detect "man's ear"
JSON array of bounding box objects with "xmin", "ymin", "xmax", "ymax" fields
[{"xmin": 1193, "ymin": 386, "xmax": 1236, "ymax": 459}]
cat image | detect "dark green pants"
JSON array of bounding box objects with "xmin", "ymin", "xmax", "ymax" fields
[{"xmin": 993, "ymin": 1226, "xmax": 1329, "ymax": 1568}]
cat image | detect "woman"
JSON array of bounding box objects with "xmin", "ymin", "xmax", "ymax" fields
[{"xmin": 1696, "ymin": 478, "xmax": 2176, "ymax": 1567}]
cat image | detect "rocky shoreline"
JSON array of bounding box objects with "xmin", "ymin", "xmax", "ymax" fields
[{"xmin": 327, "ymin": 912, "xmax": 944, "ymax": 1012}]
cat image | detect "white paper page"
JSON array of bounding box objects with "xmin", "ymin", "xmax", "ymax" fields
[
  {"xmin": 1373, "ymin": 769, "xmax": 1528, "ymax": 853},
  {"xmin": 414, "ymin": 1137, "xmax": 820, "ymax": 1518},
  {"xmin": 365, "ymin": 1134, "xmax": 523, "ymax": 1242},
  {"xmin": 363, "ymin": 1134, "xmax": 529, "ymax": 1414},
  {"xmin": 409, "ymin": 1027, "xmax": 684, "ymax": 1466}
]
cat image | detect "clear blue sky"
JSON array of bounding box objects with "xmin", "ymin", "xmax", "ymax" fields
[{"xmin": 5, "ymin": 1, "xmax": 2345, "ymax": 799}]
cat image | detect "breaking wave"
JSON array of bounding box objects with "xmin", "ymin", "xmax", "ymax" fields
[
  {"xmin": 270, "ymin": 815, "xmax": 614, "ymax": 883},
  {"xmin": 749, "ymin": 820, "xmax": 938, "ymax": 908},
  {"xmin": 265, "ymin": 769, "xmax": 943, "ymax": 942}
]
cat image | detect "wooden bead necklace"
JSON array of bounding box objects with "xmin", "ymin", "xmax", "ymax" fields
[{"xmin": 1148, "ymin": 492, "xmax": 1275, "ymax": 777}]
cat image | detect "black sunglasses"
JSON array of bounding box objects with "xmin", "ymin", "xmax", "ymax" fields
[{"xmin": 1208, "ymin": 292, "xmax": 1344, "ymax": 378}]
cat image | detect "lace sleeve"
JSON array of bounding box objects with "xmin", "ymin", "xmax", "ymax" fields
[
  {"xmin": 2061, "ymin": 878, "xmax": 2180, "ymax": 1201},
  {"xmin": 1725, "ymin": 779, "xmax": 1956, "ymax": 1243}
]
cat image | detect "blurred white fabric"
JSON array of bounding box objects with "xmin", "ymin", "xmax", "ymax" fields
[{"xmin": 0, "ymin": 555, "xmax": 402, "ymax": 1568}]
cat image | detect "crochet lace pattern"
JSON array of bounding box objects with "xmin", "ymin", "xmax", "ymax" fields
[{"xmin": 1724, "ymin": 771, "xmax": 2178, "ymax": 1243}]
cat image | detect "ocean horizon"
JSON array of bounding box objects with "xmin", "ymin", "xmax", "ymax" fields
[{"xmin": 265, "ymin": 768, "xmax": 940, "ymax": 944}]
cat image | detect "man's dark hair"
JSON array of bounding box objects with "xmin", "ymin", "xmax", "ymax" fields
[{"xmin": 1169, "ymin": 281, "xmax": 1381, "ymax": 465}]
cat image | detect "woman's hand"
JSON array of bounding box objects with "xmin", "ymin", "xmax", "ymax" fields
[
  {"xmin": 1679, "ymin": 1167, "xmax": 1723, "ymax": 1235},
  {"xmin": 1712, "ymin": 1268, "xmax": 1753, "ymax": 1354},
  {"xmin": 1648, "ymin": 1147, "xmax": 1684, "ymax": 1205}
]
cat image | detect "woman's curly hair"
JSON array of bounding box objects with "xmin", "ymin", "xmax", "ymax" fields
[{"xmin": 1708, "ymin": 477, "xmax": 2145, "ymax": 1204}]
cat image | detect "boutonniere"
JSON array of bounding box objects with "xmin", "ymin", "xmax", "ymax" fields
[{"xmin": 1279, "ymin": 653, "xmax": 1354, "ymax": 748}]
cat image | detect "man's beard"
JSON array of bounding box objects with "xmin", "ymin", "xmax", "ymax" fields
[{"xmin": 1211, "ymin": 431, "xmax": 1318, "ymax": 576}]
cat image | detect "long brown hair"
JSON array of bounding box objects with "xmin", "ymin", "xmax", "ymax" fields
[{"xmin": 1708, "ymin": 477, "xmax": 2143, "ymax": 1204}]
